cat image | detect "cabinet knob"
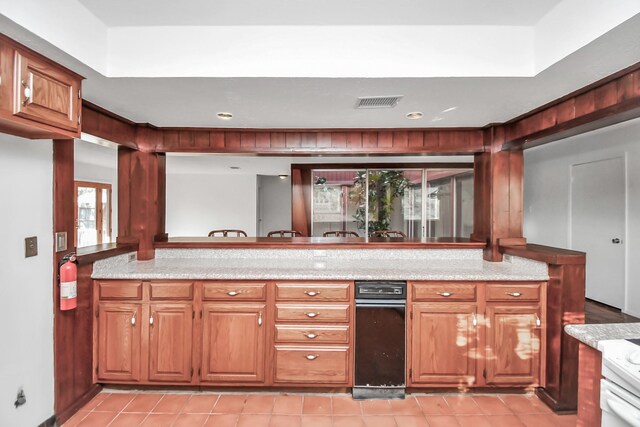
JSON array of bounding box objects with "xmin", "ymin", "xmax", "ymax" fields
[
  {"xmin": 131, "ymin": 312, "xmax": 136, "ymax": 326},
  {"xmin": 472, "ymin": 314, "xmax": 477, "ymax": 327},
  {"xmin": 305, "ymin": 312, "xmax": 319, "ymax": 318},
  {"xmin": 506, "ymin": 292, "xmax": 522, "ymax": 297},
  {"xmin": 21, "ymin": 81, "xmax": 31, "ymax": 106},
  {"xmin": 258, "ymin": 312, "xmax": 263, "ymax": 326},
  {"xmin": 304, "ymin": 333, "xmax": 318, "ymax": 339},
  {"xmin": 305, "ymin": 354, "xmax": 319, "ymax": 361},
  {"xmin": 536, "ymin": 316, "xmax": 541, "ymax": 327},
  {"xmin": 227, "ymin": 291, "xmax": 239, "ymax": 296},
  {"xmin": 304, "ymin": 290, "xmax": 320, "ymax": 297},
  {"xmin": 149, "ymin": 313, "xmax": 154, "ymax": 326},
  {"xmin": 437, "ymin": 292, "xmax": 453, "ymax": 297}
]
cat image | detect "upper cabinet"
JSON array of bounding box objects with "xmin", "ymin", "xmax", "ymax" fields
[{"xmin": 0, "ymin": 34, "xmax": 82, "ymax": 139}]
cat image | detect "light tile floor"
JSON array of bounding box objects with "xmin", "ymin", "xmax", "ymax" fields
[{"xmin": 62, "ymin": 391, "xmax": 577, "ymax": 427}]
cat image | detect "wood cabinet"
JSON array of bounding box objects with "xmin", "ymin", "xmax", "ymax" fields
[
  {"xmin": 411, "ymin": 303, "xmax": 478, "ymax": 385},
  {"xmin": 0, "ymin": 34, "xmax": 82, "ymax": 139},
  {"xmin": 408, "ymin": 281, "xmax": 546, "ymax": 388},
  {"xmin": 201, "ymin": 303, "xmax": 266, "ymax": 383},
  {"xmin": 96, "ymin": 303, "xmax": 142, "ymax": 382},
  {"xmin": 272, "ymin": 281, "xmax": 354, "ymax": 386},
  {"xmin": 148, "ymin": 303, "xmax": 193, "ymax": 382}
]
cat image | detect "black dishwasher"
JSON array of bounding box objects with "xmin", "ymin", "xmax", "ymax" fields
[{"xmin": 353, "ymin": 280, "xmax": 406, "ymax": 399}]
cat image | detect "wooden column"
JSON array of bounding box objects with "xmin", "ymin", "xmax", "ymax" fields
[
  {"xmin": 117, "ymin": 129, "xmax": 166, "ymax": 260},
  {"xmin": 576, "ymin": 343, "xmax": 602, "ymax": 426},
  {"xmin": 472, "ymin": 126, "xmax": 525, "ymax": 261},
  {"xmin": 291, "ymin": 167, "xmax": 312, "ymax": 236},
  {"xmin": 53, "ymin": 139, "xmax": 101, "ymax": 422}
]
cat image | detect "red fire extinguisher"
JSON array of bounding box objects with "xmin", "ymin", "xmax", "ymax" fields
[{"xmin": 59, "ymin": 253, "xmax": 77, "ymax": 310}]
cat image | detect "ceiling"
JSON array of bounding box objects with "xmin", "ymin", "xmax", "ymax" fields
[
  {"xmin": 78, "ymin": 0, "xmax": 562, "ymax": 26},
  {"xmin": 1, "ymin": 1, "xmax": 640, "ymax": 129}
]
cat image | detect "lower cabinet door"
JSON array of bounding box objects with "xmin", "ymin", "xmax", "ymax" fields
[
  {"xmin": 485, "ymin": 304, "xmax": 541, "ymax": 385},
  {"xmin": 148, "ymin": 303, "xmax": 194, "ymax": 382},
  {"xmin": 411, "ymin": 303, "xmax": 478, "ymax": 385},
  {"xmin": 97, "ymin": 303, "xmax": 142, "ymax": 382},
  {"xmin": 201, "ymin": 304, "xmax": 266, "ymax": 383},
  {"xmin": 274, "ymin": 346, "xmax": 349, "ymax": 385}
]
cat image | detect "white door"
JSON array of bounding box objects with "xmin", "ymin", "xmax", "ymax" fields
[{"xmin": 571, "ymin": 157, "xmax": 626, "ymax": 308}]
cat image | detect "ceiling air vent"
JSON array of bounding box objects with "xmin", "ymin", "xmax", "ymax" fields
[{"xmin": 355, "ymin": 95, "xmax": 403, "ymax": 109}]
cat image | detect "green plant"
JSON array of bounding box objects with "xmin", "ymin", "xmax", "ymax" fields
[{"xmin": 350, "ymin": 170, "xmax": 409, "ymax": 235}]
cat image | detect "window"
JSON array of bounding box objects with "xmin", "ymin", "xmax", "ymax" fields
[
  {"xmin": 74, "ymin": 181, "xmax": 112, "ymax": 247},
  {"xmin": 311, "ymin": 168, "xmax": 473, "ymax": 238}
]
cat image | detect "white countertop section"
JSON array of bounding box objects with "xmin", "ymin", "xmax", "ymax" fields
[
  {"xmin": 92, "ymin": 249, "xmax": 549, "ymax": 281},
  {"xmin": 565, "ymin": 323, "xmax": 640, "ymax": 349}
]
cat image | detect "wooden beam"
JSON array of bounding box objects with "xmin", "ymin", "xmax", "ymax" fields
[{"xmin": 81, "ymin": 101, "xmax": 138, "ymax": 149}]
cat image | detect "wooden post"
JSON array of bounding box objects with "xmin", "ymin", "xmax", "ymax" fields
[{"xmin": 472, "ymin": 126, "xmax": 525, "ymax": 261}]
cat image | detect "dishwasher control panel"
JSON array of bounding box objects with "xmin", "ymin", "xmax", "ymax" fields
[{"xmin": 355, "ymin": 281, "xmax": 406, "ymax": 300}]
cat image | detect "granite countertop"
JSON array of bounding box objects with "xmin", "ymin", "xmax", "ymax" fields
[
  {"xmin": 565, "ymin": 323, "xmax": 640, "ymax": 349},
  {"xmin": 92, "ymin": 248, "xmax": 549, "ymax": 281}
]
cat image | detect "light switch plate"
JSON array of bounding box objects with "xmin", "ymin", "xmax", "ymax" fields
[
  {"xmin": 55, "ymin": 232, "xmax": 67, "ymax": 252},
  {"xmin": 25, "ymin": 236, "xmax": 38, "ymax": 258}
]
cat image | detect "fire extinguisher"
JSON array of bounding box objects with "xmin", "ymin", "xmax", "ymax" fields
[{"xmin": 59, "ymin": 253, "xmax": 77, "ymax": 311}]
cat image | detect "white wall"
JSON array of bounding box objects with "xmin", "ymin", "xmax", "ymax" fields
[
  {"xmin": 0, "ymin": 135, "xmax": 54, "ymax": 426},
  {"xmin": 166, "ymin": 173, "xmax": 258, "ymax": 237},
  {"xmin": 74, "ymin": 140, "xmax": 119, "ymax": 243},
  {"xmin": 524, "ymin": 117, "xmax": 640, "ymax": 316}
]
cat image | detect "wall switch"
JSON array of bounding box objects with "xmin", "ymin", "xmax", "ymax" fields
[
  {"xmin": 55, "ymin": 232, "xmax": 68, "ymax": 252},
  {"xmin": 25, "ymin": 236, "xmax": 38, "ymax": 258}
]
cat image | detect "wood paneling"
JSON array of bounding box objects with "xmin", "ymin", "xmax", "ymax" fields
[
  {"xmin": 504, "ymin": 63, "xmax": 640, "ymax": 149},
  {"xmin": 576, "ymin": 343, "xmax": 602, "ymax": 427},
  {"xmin": 96, "ymin": 303, "xmax": 142, "ymax": 382},
  {"xmin": 148, "ymin": 303, "xmax": 193, "ymax": 382}
]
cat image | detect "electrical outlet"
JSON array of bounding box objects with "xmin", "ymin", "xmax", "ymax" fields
[
  {"xmin": 14, "ymin": 388, "xmax": 26, "ymax": 408},
  {"xmin": 503, "ymin": 254, "xmax": 514, "ymax": 263},
  {"xmin": 25, "ymin": 237, "xmax": 38, "ymax": 258},
  {"xmin": 128, "ymin": 253, "xmax": 136, "ymax": 262}
]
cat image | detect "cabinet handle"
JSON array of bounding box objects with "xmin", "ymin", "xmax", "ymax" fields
[
  {"xmin": 305, "ymin": 312, "xmax": 319, "ymax": 318},
  {"xmin": 472, "ymin": 314, "xmax": 477, "ymax": 327},
  {"xmin": 305, "ymin": 354, "xmax": 319, "ymax": 360},
  {"xmin": 227, "ymin": 291, "xmax": 239, "ymax": 296},
  {"xmin": 304, "ymin": 332, "xmax": 318, "ymax": 339},
  {"xmin": 506, "ymin": 292, "xmax": 523, "ymax": 297},
  {"xmin": 149, "ymin": 313, "xmax": 154, "ymax": 326},
  {"xmin": 131, "ymin": 312, "xmax": 136, "ymax": 326},
  {"xmin": 21, "ymin": 80, "xmax": 31, "ymax": 106},
  {"xmin": 437, "ymin": 292, "xmax": 453, "ymax": 297},
  {"xmin": 304, "ymin": 290, "xmax": 320, "ymax": 297},
  {"xmin": 258, "ymin": 312, "xmax": 263, "ymax": 326},
  {"xmin": 536, "ymin": 315, "xmax": 541, "ymax": 327}
]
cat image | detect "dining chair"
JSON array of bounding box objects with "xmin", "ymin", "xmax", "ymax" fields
[
  {"xmin": 323, "ymin": 230, "xmax": 360, "ymax": 237},
  {"xmin": 371, "ymin": 230, "xmax": 407, "ymax": 238},
  {"xmin": 208, "ymin": 229, "xmax": 248, "ymax": 237},
  {"xmin": 267, "ymin": 230, "xmax": 303, "ymax": 237}
]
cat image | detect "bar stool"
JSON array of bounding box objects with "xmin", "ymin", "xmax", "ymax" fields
[
  {"xmin": 208, "ymin": 229, "xmax": 247, "ymax": 237},
  {"xmin": 323, "ymin": 230, "xmax": 360, "ymax": 237},
  {"xmin": 267, "ymin": 230, "xmax": 302, "ymax": 237},
  {"xmin": 371, "ymin": 230, "xmax": 407, "ymax": 238}
]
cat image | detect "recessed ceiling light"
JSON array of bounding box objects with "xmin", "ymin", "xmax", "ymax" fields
[
  {"xmin": 406, "ymin": 112, "xmax": 423, "ymax": 120},
  {"xmin": 217, "ymin": 112, "xmax": 233, "ymax": 120},
  {"xmin": 278, "ymin": 174, "xmax": 289, "ymax": 180},
  {"xmin": 442, "ymin": 106, "xmax": 457, "ymax": 113},
  {"xmin": 230, "ymin": 166, "xmax": 240, "ymax": 170},
  {"xmin": 431, "ymin": 116, "xmax": 444, "ymax": 122}
]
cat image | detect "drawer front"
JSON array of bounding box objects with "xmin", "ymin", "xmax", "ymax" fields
[
  {"xmin": 275, "ymin": 325, "xmax": 350, "ymax": 344},
  {"xmin": 486, "ymin": 283, "xmax": 541, "ymax": 302},
  {"xmin": 98, "ymin": 281, "xmax": 143, "ymax": 300},
  {"xmin": 275, "ymin": 282, "xmax": 351, "ymax": 302},
  {"xmin": 275, "ymin": 304, "xmax": 350, "ymax": 323},
  {"xmin": 150, "ymin": 282, "xmax": 194, "ymax": 300},
  {"xmin": 412, "ymin": 282, "xmax": 477, "ymax": 302},
  {"xmin": 203, "ymin": 282, "xmax": 267, "ymax": 301},
  {"xmin": 274, "ymin": 346, "xmax": 349, "ymax": 384}
]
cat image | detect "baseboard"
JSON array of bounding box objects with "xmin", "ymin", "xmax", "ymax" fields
[
  {"xmin": 55, "ymin": 384, "xmax": 102, "ymax": 426},
  {"xmin": 38, "ymin": 415, "xmax": 56, "ymax": 427}
]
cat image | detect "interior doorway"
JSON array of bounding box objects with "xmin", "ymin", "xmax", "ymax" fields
[
  {"xmin": 256, "ymin": 175, "xmax": 292, "ymax": 237},
  {"xmin": 570, "ymin": 156, "xmax": 626, "ymax": 309}
]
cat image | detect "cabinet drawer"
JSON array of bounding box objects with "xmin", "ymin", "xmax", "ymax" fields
[
  {"xmin": 486, "ymin": 283, "xmax": 540, "ymax": 302},
  {"xmin": 275, "ymin": 304, "xmax": 350, "ymax": 323},
  {"xmin": 275, "ymin": 282, "xmax": 351, "ymax": 302},
  {"xmin": 150, "ymin": 282, "xmax": 194, "ymax": 300},
  {"xmin": 203, "ymin": 282, "xmax": 267, "ymax": 301},
  {"xmin": 275, "ymin": 325, "xmax": 350, "ymax": 344},
  {"xmin": 274, "ymin": 346, "xmax": 349, "ymax": 384},
  {"xmin": 97, "ymin": 281, "xmax": 142, "ymax": 300},
  {"xmin": 412, "ymin": 283, "xmax": 477, "ymax": 302}
]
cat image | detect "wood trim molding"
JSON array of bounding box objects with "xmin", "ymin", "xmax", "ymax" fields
[{"xmin": 503, "ymin": 62, "xmax": 640, "ymax": 149}]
